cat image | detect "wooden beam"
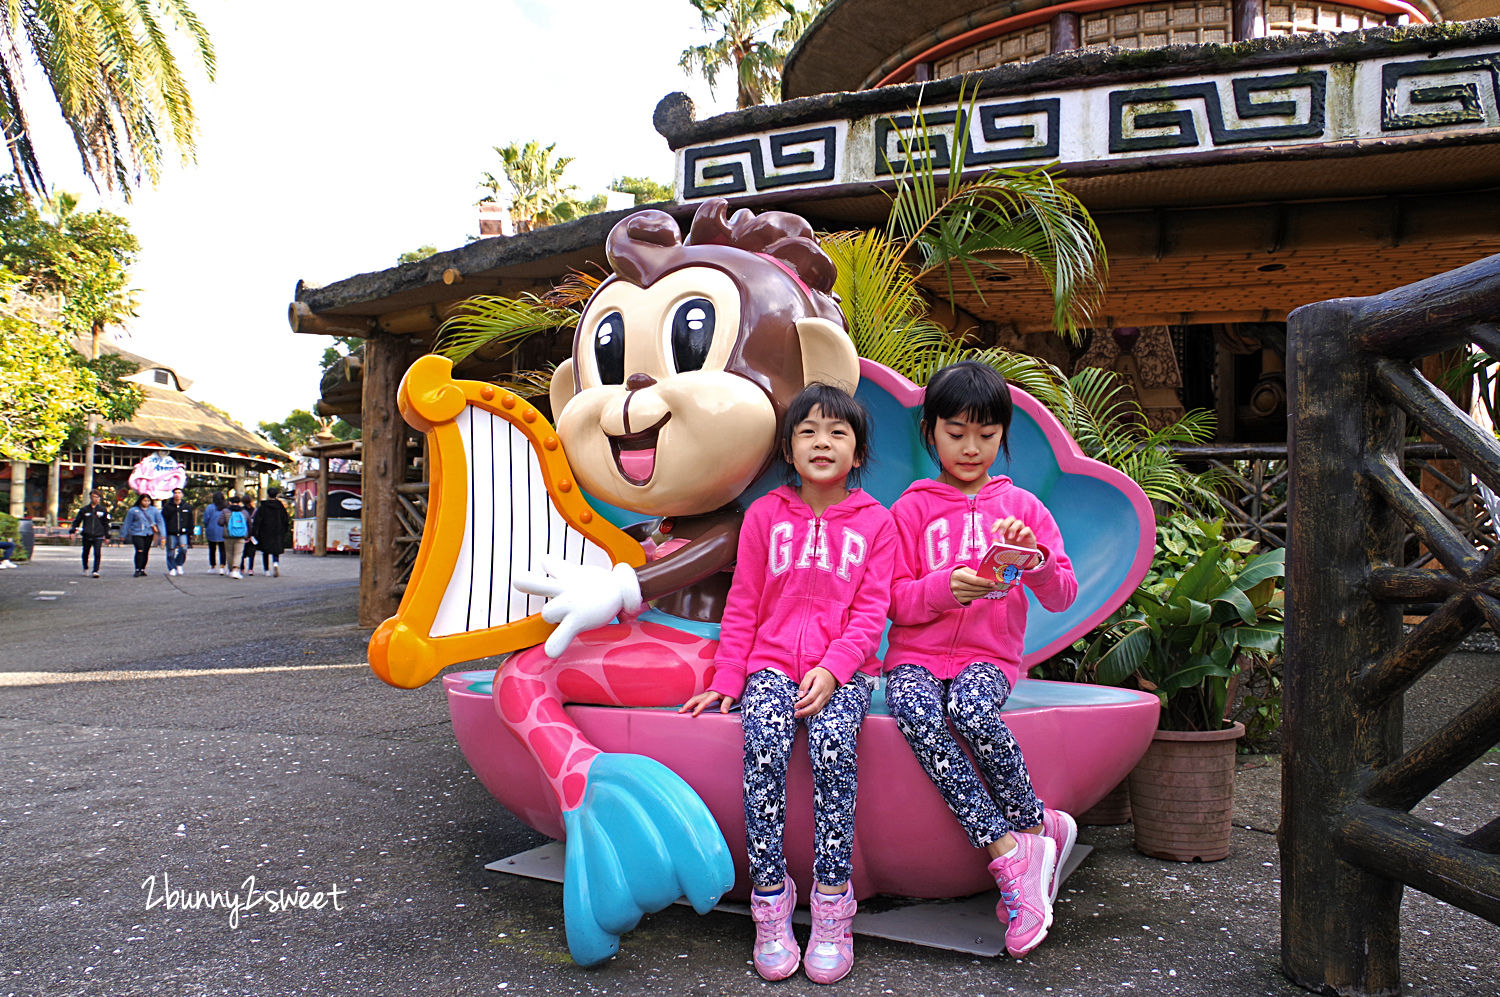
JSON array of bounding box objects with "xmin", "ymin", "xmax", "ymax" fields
[
  {"xmin": 374, "ymin": 302, "xmax": 466, "ymax": 336},
  {"xmin": 288, "ymin": 300, "xmax": 375, "ymax": 339}
]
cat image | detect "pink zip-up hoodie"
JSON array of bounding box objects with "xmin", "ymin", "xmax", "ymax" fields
[
  {"xmin": 885, "ymin": 476, "xmax": 1077, "ymax": 687},
  {"xmin": 709, "ymin": 485, "xmax": 897, "ymax": 700}
]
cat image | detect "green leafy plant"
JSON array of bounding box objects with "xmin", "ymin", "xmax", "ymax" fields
[
  {"xmin": 0, "ymin": 512, "xmax": 26, "ymax": 560},
  {"xmin": 1079, "ymin": 515, "xmax": 1286, "ymax": 731}
]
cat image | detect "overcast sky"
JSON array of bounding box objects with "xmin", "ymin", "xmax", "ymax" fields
[{"xmin": 30, "ymin": 0, "xmax": 732, "ymax": 431}]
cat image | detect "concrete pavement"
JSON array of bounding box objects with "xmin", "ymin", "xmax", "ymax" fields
[{"xmin": 1, "ymin": 543, "xmax": 1496, "ymax": 996}]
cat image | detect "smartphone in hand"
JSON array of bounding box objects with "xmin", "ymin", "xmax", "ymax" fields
[{"xmin": 977, "ymin": 541, "xmax": 1043, "ymax": 599}]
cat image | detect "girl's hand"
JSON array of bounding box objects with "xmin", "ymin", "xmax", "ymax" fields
[
  {"xmin": 951, "ymin": 566, "xmax": 999, "ymax": 605},
  {"xmin": 990, "ymin": 516, "xmax": 1038, "ymax": 549},
  {"xmin": 794, "ymin": 667, "xmax": 838, "ymax": 718},
  {"xmin": 680, "ymin": 691, "xmax": 735, "ymax": 717}
]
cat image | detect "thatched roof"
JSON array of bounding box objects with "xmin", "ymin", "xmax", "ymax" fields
[{"xmin": 98, "ymin": 384, "xmax": 290, "ymax": 467}]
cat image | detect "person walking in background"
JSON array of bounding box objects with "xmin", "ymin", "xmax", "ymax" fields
[
  {"xmin": 121, "ymin": 494, "xmax": 166, "ymax": 577},
  {"xmin": 0, "ymin": 538, "xmax": 16, "ymax": 568},
  {"xmin": 220, "ymin": 494, "xmax": 251, "ymax": 579},
  {"xmin": 254, "ymin": 486, "xmax": 291, "ymax": 577},
  {"xmin": 240, "ymin": 496, "xmax": 258, "ymax": 577},
  {"xmin": 202, "ymin": 491, "xmax": 227, "ymax": 574},
  {"xmin": 161, "ymin": 487, "xmax": 193, "ymax": 577},
  {"xmin": 69, "ymin": 489, "xmax": 111, "ymax": 577}
]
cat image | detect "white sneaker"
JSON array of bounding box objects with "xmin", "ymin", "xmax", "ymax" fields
[
  {"xmin": 272, "ymin": 563, "xmax": 280, "ymax": 577},
  {"xmin": 230, "ymin": 570, "xmax": 243, "ymax": 579},
  {"xmin": 218, "ymin": 567, "xmax": 227, "ymax": 575},
  {"xmin": 0, "ymin": 560, "xmax": 15, "ymax": 569}
]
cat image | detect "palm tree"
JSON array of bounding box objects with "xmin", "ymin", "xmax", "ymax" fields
[
  {"xmin": 478, "ymin": 141, "xmax": 580, "ymax": 234},
  {"xmin": 0, "ymin": 0, "xmax": 216, "ymax": 199},
  {"xmin": 679, "ymin": 0, "xmax": 824, "ymax": 109}
]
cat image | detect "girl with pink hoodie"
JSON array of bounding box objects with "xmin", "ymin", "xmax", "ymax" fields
[
  {"xmin": 885, "ymin": 361, "xmax": 1080, "ymax": 959},
  {"xmin": 682, "ymin": 383, "xmax": 896, "ymax": 985}
]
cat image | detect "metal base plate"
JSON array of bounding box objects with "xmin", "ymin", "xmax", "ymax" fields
[{"xmin": 485, "ymin": 841, "xmax": 1091, "ymax": 957}]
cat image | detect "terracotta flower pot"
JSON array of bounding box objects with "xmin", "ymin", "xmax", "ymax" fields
[
  {"xmin": 1127, "ymin": 721, "xmax": 1245, "ymax": 862},
  {"xmin": 1079, "ymin": 779, "xmax": 1132, "ymax": 826}
]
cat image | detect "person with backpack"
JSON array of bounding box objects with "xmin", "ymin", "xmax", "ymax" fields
[
  {"xmin": 220, "ymin": 494, "xmax": 252, "ymax": 579},
  {"xmin": 253, "ymin": 486, "xmax": 291, "ymax": 577}
]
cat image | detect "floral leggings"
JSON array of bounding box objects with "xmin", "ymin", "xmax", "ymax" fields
[
  {"xmin": 885, "ymin": 661, "xmax": 1044, "ymax": 849},
  {"xmin": 741, "ymin": 669, "xmax": 874, "ymax": 888}
]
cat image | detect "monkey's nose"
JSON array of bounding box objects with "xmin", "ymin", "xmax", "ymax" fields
[{"xmin": 625, "ymin": 372, "xmax": 657, "ymax": 391}]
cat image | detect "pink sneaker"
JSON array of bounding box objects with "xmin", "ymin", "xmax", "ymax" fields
[
  {"xmin": 804, "ymin": 886, "xmax": 857, "ymax": 984},
  {"xmin": 1041, "ymin": 808, "xmax": 1078, "ymax": 903},
  {"xmin": 989, "ymin": 831, "xmax": 1057, "ymax": 958},
  {"xmin": 749, "ymin": 879, "xmax": 800, "ymax": 981}
]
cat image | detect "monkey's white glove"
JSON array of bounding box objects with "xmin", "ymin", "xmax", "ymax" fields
[{"xmin": 513, "ymin": 557, "xmax": 643, "ymax": 658}]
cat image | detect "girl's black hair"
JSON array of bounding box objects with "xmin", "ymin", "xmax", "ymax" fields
[
  {"xmin": 921, "ymin": 360, "xmax": 1014, "ymax": 460},
  {"xmin": 778, "ymin": 382, "xmax": 872, "ymax": 488},
  {"xmin": 211, "ymin": 491, "xmax": 225, "ymax": 507},
  {"xmin": 134, "ymin": 493, "xmax": 152, "ymax": 506}
]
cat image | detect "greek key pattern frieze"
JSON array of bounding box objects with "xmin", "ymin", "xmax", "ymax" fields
[
  {"xmin": 672, "ymin": 44, "xmax": 1500, "ymax": 202},
  {"xmin": 874, "ymin": 99, "xmax": 1061, "ymax": 176},
  {"xmin": 682, "ymin": 126, "xmax": 839, "ymax": 199},
  {"xmin": 1381, "ymin": 55, "xmax": 1500, "ymax": 131},
  {"xmin": 1109, "ymin": 72, "xmax": 1326, "ymax": 153}
]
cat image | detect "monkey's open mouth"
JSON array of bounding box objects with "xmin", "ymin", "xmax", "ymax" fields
[{"xmin": 608, "ymin": 413, "xmax": 671, "ymax": 486}]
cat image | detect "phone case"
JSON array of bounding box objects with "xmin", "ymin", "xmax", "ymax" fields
[{"xmin": 977, "ymin": 541, "xmax": 1043, "ymax": 599}]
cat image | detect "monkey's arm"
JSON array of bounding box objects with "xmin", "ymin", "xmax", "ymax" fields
[{"xmin": 634, "ymin": 520, "xmax": 740, "ymax": 602}]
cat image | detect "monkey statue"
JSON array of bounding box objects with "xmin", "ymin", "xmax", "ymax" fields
[{"xmin": 372, "ymin": 198, "xmax": 1161, "ymax": 966}]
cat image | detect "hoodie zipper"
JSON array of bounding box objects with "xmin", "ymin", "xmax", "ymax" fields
[
  {"xmin": 792, "ymin": 513, "xmax": 823, "ymax": 673},
  {"xmin": 948, "ymin": 495, "xmax": 983, "ymax": 664}
]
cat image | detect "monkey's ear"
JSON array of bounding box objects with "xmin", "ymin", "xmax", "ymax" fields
[
  {"xmin": 549, "ymin": 358, "xmax": 577, "ymax": 419},
  {"xmin": 796, "ymin": 317, "xmax": 860, "ymax": 392}
]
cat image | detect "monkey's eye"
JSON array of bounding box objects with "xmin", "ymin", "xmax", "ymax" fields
[
  {"xmin": 668, "ymin": 298, "xmax": 715, "ymax": 374},
  {"xmin": 592, "ymin": 312, "xmax": 625, "ymax": 385}
]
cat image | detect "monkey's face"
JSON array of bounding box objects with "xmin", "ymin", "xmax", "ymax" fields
[{"xmin": 553, "ymin": 265, "xmax": 777, "ymax": 516}]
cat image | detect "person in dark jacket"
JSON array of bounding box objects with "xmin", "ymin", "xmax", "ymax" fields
[
  {"xmin": 239, "ymin": 496, "xmax": 258, "ymax": 576},
  {"xmin": 253, "ymin": 486, "xmax": 291, "ymax": 577},
  {"xmin": 69, "ymin": 489, "xmax": 112, "ymax": 577},
  {"xmin": 161, "ymin": 487, "xmax": 193, "ymax": 577}
]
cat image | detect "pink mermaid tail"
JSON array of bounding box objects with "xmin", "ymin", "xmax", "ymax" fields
[{"xmin": 493, "ymin": 619, "xmax": 734, "ymax": 965}]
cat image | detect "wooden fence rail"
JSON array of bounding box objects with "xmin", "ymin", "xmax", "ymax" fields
[{"xmin": 1282, "ymin": 252, "xmax": 1500, "ymax": 995}]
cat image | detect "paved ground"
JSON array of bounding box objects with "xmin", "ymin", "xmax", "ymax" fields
[{"xmin": 1, "ymin": 544, "xmax": 1496, "ymax": 996}]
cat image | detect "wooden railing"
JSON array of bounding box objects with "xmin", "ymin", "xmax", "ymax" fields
[
  {"xmin": 1281, "ymin": 253, "xmax": 1500, "ymax": 995},
  {"xmin": 1174, "ymin": 444, "xmax": 1500, "ymax": 567}
]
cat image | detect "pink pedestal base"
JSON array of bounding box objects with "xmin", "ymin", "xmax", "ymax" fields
[{"xmin": 447, "ymin": 669, "xmax": 1159, "ymax": 901}]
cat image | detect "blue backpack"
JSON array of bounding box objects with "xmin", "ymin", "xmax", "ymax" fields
[{"xmin": 227, "ymin": 508, "xmax": 249, "ymax": 538}]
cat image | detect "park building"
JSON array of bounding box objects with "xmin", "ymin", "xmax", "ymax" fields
[
  {"xmin": 2, "ymin": 335, "xmax": 291, "ymax": 529},
  {"xmin": 289, "ymin": 6, "xmax": 1500, "ymax": 626}
]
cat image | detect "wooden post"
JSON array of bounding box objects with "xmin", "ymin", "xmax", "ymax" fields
[
  {"xmin": 1051, "ymin": 12, "xmax": 1080, "ymax": 53},
  {"xmin": 315, "ymin": 451, "xmax": 329, "ymax": 558},
  {"xmin": 1233, "ymin": 0, "xmax": 1264, "ymax": 40},
  {"xmin": 1282, "ymin": 295, "xmax": 1407, "ymax": 995},
  {"xmin": 359, "ymin": 334, "xmax": 408, "ymax": 628},
  {"xmin": 8, "ymin": 462, "xmax": 26, "ymax": 518}
]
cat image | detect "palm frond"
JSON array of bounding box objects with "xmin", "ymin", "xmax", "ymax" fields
[
  {"xmin": 881, "ymin": 81, "xmax": 1108, "ymax": 343},
  {"xmin": 435, "ymin": 293, "xmax": 579, "ymax": 364}
]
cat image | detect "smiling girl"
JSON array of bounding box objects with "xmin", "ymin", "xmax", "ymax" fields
[
  {"xmin": 682, "ymin": 382, "xmax": 896, "ymax": 984},
  {"xmin": 885, "ymin": 360, "xmax": 1079, "ymax": 959}
]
